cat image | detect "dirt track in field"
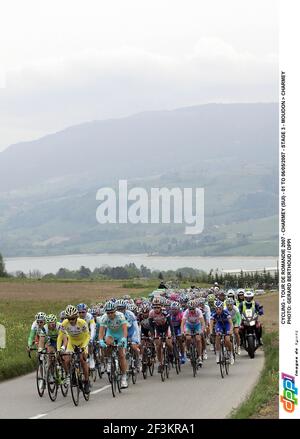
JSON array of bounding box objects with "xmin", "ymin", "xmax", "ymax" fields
[{"xmin": 0, "ymin": 281, "xmax": 144, "ymax": 302}]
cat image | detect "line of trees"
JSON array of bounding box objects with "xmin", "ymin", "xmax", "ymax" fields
[{"xmin": 10, "ymin": 261, "xmax": 279, "ymax": 289}]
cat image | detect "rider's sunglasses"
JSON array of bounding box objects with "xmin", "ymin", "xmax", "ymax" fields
[
  {"xmin": 107, "ymin": 311, "xmax": 115, "ymax": 315},
  {"xmin": 37, "ymin": 320, "xmax": 44, "ymax": 324},
  {"xmin": 68, "ymin": 317, "xmax": 77, "ymax": 321},
  {"xmin": 78, "ymin": 310, "xmax": 86, "ymax": 314},
  {"xmin": 153, "ymin": 306, "xmax": 161, "ymax": 309}
]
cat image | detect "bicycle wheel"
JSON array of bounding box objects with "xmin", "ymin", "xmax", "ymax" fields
[
  {"xmin": 173, "ymin": 343, "xmax": 181, "ymax": 374},
  {"xmin": 36, "ymin": 357, "xmax": 45, "ymax": 397},
  {"xmin": 89, "ymin": 368, "xmax": 96, "ymax": 384},
  {"xmin": 70, "ymin": 363, "xmax": 80, "ymax": 406},
  {"xmin": 225, "ymin": 349, "xmax": 230, "ymax": 375},
  {"xmin": 231, "ymin": 335, "xmax": 236, "ymax": 361},
  {"xmin": 47, "ymin": 362, "xmax": 58, "ymax": 402},
  {"xmin": 60, "ymin": 366, "xmax": 69, "ymax": 397},
  {"xmin": 219, "ymin": 346, "xmax": 225, "ymax": 379},
  {"xmin": 111, "ymin": 358, "xmax": 117, "ymax": 397},
  {"xmin": 82, "ymin": 374, "xmax": 90, "ymax": 401},
  {"xmin": 149, "ymin": 359, "xmax": 154, "ymax": 376},
  {"xmin": 117, "ymin": 367, "xmax": 122, "ymax": 393},
  {"xmin": 190, "ymin": 345, "xmax": 197, "ymax": 377},
  {"xmin": 131, "ymin": 365, "xmax": 137, "ymax": 384},
  {"xmin": 160, "ymin": 352, "xmax": 166, "ymax": 382},
  {"xmin": 96, "ymin": 356, "xmax": 104, "ymax": 379},
  {"xmin": 97, "ymin": 363, "xmax": 103, "ymax": 379},
  {"xmin": 142, "ymin": 351, "xmax": 148, "ymax": 379},
  {"xmin": 165, "ymin": 364, "xmax": 169, "ymax": 379}
]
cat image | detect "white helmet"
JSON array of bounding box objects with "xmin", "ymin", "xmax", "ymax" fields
[
  {"xmin": 35, "ymin": 312, "xmax": 46, "ymax": 322},
  {"xmin": 227, "ymin": 289, "xmax": 235, "ymax": 298},
  {"xmin": 244, "ymin": 291, "xmax": 254, "ymax": 302},
  {"xmin": 65, "ymin": 305, "xmax": 78, "ymax": 318}
]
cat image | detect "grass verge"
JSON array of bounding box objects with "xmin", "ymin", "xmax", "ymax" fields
[
  {"xmin": 230, "ymin": 331, "xmax": 279, "ymax": 419},
  {"xmin": 0, "ymin": 280, "xmax": 156, "ymax": 381},
  {"xmin": 0, "ymin": 300, "xmax": 67, "ymax": 381}
]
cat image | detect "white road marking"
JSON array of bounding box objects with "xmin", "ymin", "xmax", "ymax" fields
[
  {"xmin": 29, "ymin": 413, "xmax": 47, "ymax": 419},
  {"xmin": 91, "ymin": 384, "xmax": 110, "ymax": 395},
  {"xmin": 28, "ymin": 385, "xmax": 110, "ymax": 419}
]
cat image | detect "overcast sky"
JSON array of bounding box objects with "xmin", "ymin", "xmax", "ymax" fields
[{"xmin": 0, "ymin": 0, "xmax": 278, "ymax": 152}]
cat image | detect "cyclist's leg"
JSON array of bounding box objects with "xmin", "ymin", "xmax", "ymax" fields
[
  {"xmin": 128, "ymin": 327, "xmax": 141, "ymax": 363},
  {"xmin": 110, "ymin": 332, "xmax": 127, "ymax": 374},
  {"xmin": 154, "ymin": 330, "xmax": 163, "ymax": 368},
  {"xmin": 64, "ymin": 339, "xmax": 74, "ymax": 373},
  {"xmin": 88, "ymin": 340, "xmax": 95, "ymax": 369},
  {"xmin": 185, "ymin": 333, "xmax": 191, "ymax": 352},
  {"xmin": 215, "ymin": 324, "xmax": 222, "ymax": 363},
  {"xmin": 79, "ymin": 345, "xmax": 89, "ymax": 381},
  {"xmin": 224, "ymin": 322, "xmax": 233, "ymax": 352},
  {"xmin": 166, "ymin": 329, "xmax": 173, "ymax": 356},
  {"xmin": 234, "ymin": 326, "xmax": 241, "ymax": 353},
  {"xmin": 118, "ymin": 346, "xmax": 127, "ymax": 374},
  {"xmin": 195, "ymin": 334, "xmax": 202, "ymax": 359}
]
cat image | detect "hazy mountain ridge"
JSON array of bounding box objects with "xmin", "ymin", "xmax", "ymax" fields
[{"xmin": 0, "ymin": 103, "xmax": 279, "ymax": 257}]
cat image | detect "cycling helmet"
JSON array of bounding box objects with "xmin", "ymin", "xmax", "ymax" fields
[
  {"xmin": 46, "ymin": 314, "xmax": 57, "ymax": 324},
  {"xmin": 141, "ymin": 303, "xmax": 150, "ymax": 313},
  {"xmin": 35, "ymin": 312, "xmax": 47, "ymax": 322},
  {"xmin": 170, "ymin": 301, "xmax": 180, "ymax": 310},
  {"xmin": 123, "ymin": 295, "xmax": 131, "ymax": 300},
  {"xmin": 244, "ymin": 291, "xmax": 254, "ymax": 302},
  {"xmin": 60, "ymin": 310, "xmax": 66, "ymax": 321},
  {"xmin": 104, "ymin": 301, "xmax": 116, "ymax": 312},
  {"xmin": 237, "ymin": 289, "xmax": 245, "ymax": 296},
  {"xmin": 187, "ymin": 300, "xmax": 195, "ymax": 310},
  {"xmin": 65, "ymin": 305, "xmax": 78, "ymax": 318},
  {"xmin": 214, "ymin": 300, "xmax": 224, "ymax": 309},
  {"xmin": 227, "ymin": 290, "xmax": 235, "ymax": 299},
  {"xmin": 181, "ymin": 294, "xmax": 189, "ymax": 303},
  {"xmin": 127, "ymin": 303, "xmax": 137, "ymax": 312},
  {"xmin": 152, "ymin": 297, "xmax": 163, "ymax": 306},
  {"xmin": 198, "ymin": 297, "xmax": 206, "ymax": 306},
  {"xmin": 226, "ymin": 298, "xmax": 235, "ymax": 306},
  {"xmin": 207, "ymin": 294, "xmax": 216, "ymax": 304},
  {"xmin": 90, "ymin": 308, "xmax": 97, "ymax": 316},
  {"xmin": 116, "ymin": 299, "xmax": 126, "ymax": 309},
  {"xmin": 77, "ymin": 303, "xmax": 87, "ymax": 312}
]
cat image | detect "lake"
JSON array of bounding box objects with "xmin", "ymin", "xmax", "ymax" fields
[{"xmin": 4, "ymin": 253, "xmax": 279, "ymax": 275}]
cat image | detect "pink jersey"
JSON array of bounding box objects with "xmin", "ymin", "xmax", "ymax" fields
[{"xmin": 183, "ymin": 308, "xmax": 203, "ymax": 324}]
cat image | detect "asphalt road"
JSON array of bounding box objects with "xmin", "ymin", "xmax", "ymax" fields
[{"xmin": 0, "ymin": 347, "xmax": 264, "ymax": 419}]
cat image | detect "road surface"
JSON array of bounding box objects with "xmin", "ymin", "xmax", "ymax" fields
[{"xmin": 0, "ymin": 348, "xmax": 264, "ymax": 419}]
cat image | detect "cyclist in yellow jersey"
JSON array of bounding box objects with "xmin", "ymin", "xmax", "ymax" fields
[
  {"xmin": 57, "ymin": 304, "xmax": 90, "ymax": 393},
  {"xmin": 76, "ymin": 303, "xmax": 96, "ymax": 370}
]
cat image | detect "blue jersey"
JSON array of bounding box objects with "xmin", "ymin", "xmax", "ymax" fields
[
  {"xmin": 211, "ymin": 309, "xmax": 232, "ymax": 326},
  {"xmin": 124, "ymin": 310, "xmax": 137, "ymax": 328}
]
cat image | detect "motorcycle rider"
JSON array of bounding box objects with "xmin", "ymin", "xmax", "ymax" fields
[
  {"xmin": 237, "ymin": 289, "xmax": 245, "ymax": 304},
  {"xmin": 239, "ymin": 291, "xmax": 264, "ymax": 346}
]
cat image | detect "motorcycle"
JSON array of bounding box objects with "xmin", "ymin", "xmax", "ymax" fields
[{"xmin": 241, "ymin": 308, "xmax": 259, "ymax": 359}]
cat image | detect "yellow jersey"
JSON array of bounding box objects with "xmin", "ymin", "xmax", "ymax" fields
[{"xmin": 57, "ymin": 318, "xmax": 90, "ymax": 350}]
